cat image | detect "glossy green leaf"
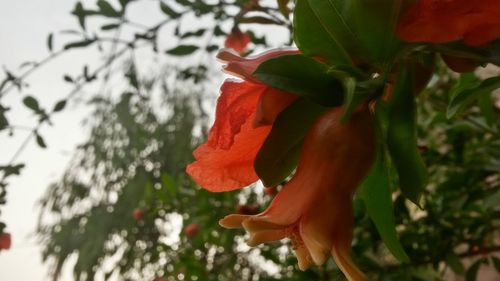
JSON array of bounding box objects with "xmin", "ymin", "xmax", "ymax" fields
[
  {"xmin": 253, "ymin": 55, "xmax": 344, "ymax": 106},
  {"xmin": 166, "ymin": 45, "xmax": 198, "ymax": 56},
  {"xmin": 387, "ymin": 66, "xmax": 427, "ymax": 206},
  {"xmin": 349, "ymin": 0, "xmax": 403, "ymax": 65},
  {"xmin": 359, "ymin": 147, "xmax": 409, "ymax": 262},
  {"xmin": 254, "ymin": 98, "xmax": 329, "ymax": 187},
  {"xmin": 293, "ymin": 0, "xmax": 353, "ymax": 65},
  {"xmin": 447, "ymin": 75, "xmax": 500, "ymax": 118}
]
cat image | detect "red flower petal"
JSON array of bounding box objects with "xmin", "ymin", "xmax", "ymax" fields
[
  {"xmin": 220, "ymin": 106, "xmax": 376, "ymax": 279},
  {"xmin": 186, "ymin": 81, "xmax": 271, "ymax": 192},
  {"xmin": 397, "ymin": 0, "xmax": 500, "ymax": 45}
]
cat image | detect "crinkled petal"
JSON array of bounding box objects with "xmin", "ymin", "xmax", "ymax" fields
[{"xmin": 186, "ymin": 81, "xmax": 270, "ymax": 191}]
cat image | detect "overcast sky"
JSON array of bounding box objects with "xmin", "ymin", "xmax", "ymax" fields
[{"xmin": 0, "ymin": 1, "xmax": 291, "ymax": 280}]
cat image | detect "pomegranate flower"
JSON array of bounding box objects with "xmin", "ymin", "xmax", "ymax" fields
[
  {"xmin": 0, "ymin": 232, "xmax": 11, "ymax": 251},
  {"xmin": 186, "ymin": 49, "xmax": 298, "ymax": 192},
  {"xmin": 224, "ymin": 29, "xmax": 252, "ymax": 55},
  {"xmin": 219, "ymin": 106, "xmax": 375, "ymax": 281},
  {"xmin": 397, "ymin": 0, "xmax": 500, "ymax": 46}
]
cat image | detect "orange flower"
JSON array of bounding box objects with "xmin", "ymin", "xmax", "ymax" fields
[
  {"xmin": 0, "ymin": 232, "xmax": 11, "ymax": 251},
  {"xmin": 224, "ymin": 29, "xmax": 252, "ymax": 54},
  {"xmin": 397, "ymin": 0, "xmax": 500, "ymax": 46},
  {"xmin": 219, "ymin": 106, "xmax": 375, "ymax": 281},
  {"xmin": 186, "ymin": 49, "xmax": 299, "ymax": 192}
]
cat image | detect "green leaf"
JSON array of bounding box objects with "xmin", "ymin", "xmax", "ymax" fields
[
  {"xmin": 47, "ymin": 33, "xmax": 54, "ymax": 52},
  {"xmin": 478, "ymin": 91, "xmax": 496, "ymax": 126},
  {"xmin": 446, "ymin": 253, "xmax": 465, "ymax": 275},
  {"xmin": 97, "ymin": 0, "xmax": 121, "ymax": 17},
  {"xmin": 387, "ymin": 66, "xmax": 427, "ymax": 206},
  {"xmin": 64, "ymin": 39, "xmax": 96, "ymax": 50},
  {"xmin": 238, "ymin": 16, "xmax": 280, "ymax": 25},
  {"xmin": 465, "ymin": 260, "xmax": 482, "ymax": 281},
  {"xmin": 165, "ymin": 45, "xmax": 198, "ymax": 56},
  {"xmin": 23, "ymin": 96, "xmax": 40, "ymax": 112},
  {"xmin": 447, "ymin": 75, "xmax": 500, "ymax": 119},
  {"xmin": 72, "ymin": 2, "xmax": 87, "ymax": 30},
  {"xmin": 359, "ymin": 148, "xmax": 409, "ymax": 262},
  {"xmin": 293, "ymin": 0, "xmax": 353, "ymax": 65},
  {"xmin": 160, "ymin": 2, "xmax": 181, "ymax": 18},
  {"xmin": 101, "ymin": 23, "xmax": 120, "ymax": 30},
  {"xmin": 53, "ymin": 100, "xmax": 67, "ymax": 112},
  {"xmin": 492, "ymin": 256, "xmax": 500, "ymax": 273},
  {"xmin": 180, "ymin": 28, "xmax": 206, "ymax": 39},
  {"xmin": 35, "ymin": 132, "xmax": 47, "ymax": 149},
  {"xmin": 253, "ymin": 55, "xmax": 344, "ymax": 106},
  {"xmin": 255, "ymin": 98, "xmax": 328, "ymax": 187},
  {"xmin": 349, "ymin": 0, "xmax": 403, "ymax": 65}
]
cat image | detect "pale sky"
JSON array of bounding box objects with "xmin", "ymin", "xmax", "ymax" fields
[{"xmin": 0, "ymin": 1, "xmax": 289, "ymax": 280}]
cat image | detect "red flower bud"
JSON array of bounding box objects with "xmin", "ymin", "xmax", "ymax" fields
[
  {"xmin": 0, "ymin": 233, "xmax": 12, "ymax": 251},
  {"xmin": 184, "ymin": 223, "xmax": 199, "ymax": 237},
  {"xmin": 132, "ymin": 208, "xmax": 144, "ymax": 220},
  {"xmin": 224, "ymin": 29, "xmax": 251, "ymax": 55}
]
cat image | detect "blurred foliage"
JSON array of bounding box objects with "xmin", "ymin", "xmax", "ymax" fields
[{"xmin": 0, "ymin": 0, "xmax": 289, "ymax": 238}]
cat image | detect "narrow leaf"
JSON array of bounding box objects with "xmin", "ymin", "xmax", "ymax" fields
[
  {"xmin": 47, "ymin": 33, "xmax": 54, "ymax": 52},
  {"xmin": 35, "ymin": 132, "xmax": 47, "ymax": 149},
  {"xmin": 64, "ymin": 39, "xmax": 96, "ymax": 50},
  {"xmin": 165, "ymin": 45, "xmax": 198, "ymax": 56},
  {"xmin": 53, "ymin": 100, "xmax": 67, "ymax": 112},
  {"xmin": 387, "ymin": 66, "xmax": 427, "ymax": 206},
  {"xmin": 359, "ymin": 147, "xmax": 409, "ymax": 262}
]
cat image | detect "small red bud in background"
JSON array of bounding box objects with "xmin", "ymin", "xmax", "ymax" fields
[
  {"xmin": 132, "ymin": 208, "xmax": 144, "ymax": 220},
  {"xmin": 184, "ymin": 223, "xmax": 199, "ymax": 237},
  {"xmin": 153, "ymin": 277, "xmax": 165, "ymax": 281},
  {"xmin": 224, "ymin": 28, "xmax": 251, "ymax": 55},
  {"xmin": 235, "ymin": 204, "xmax": 260, "ymax": 215},
  {"xmin": 0, "ymin": 233, "xmax": 11, "ymax": 251}
]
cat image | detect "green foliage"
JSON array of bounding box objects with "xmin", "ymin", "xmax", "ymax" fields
[
  {"xmin": 253, "ymin": 55, "xmax": 344, "ymax": 106},
  {"xmin": 386, "ymin": 66, "xmax": 428, "ymax": 206}
]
